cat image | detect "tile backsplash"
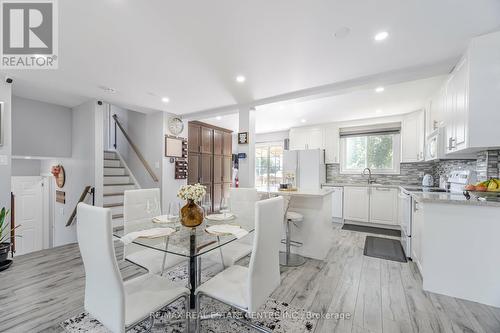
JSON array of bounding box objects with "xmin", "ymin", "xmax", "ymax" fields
[{"xmin": 325, "ymin": 153, "xmax": 498, "ymax": 186}]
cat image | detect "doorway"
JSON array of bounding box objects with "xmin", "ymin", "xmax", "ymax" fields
[{"xmin": 11, "ymin": 177, "xmax": 44, "ymax": 256}]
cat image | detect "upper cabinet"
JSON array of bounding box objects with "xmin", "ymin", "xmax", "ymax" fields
[
  {"xmin": 324, "ymin": 125, "xmax": 339, "ymax": 164},
  {"xmin": 289, "ymin": 126, "xmax": 325, "ymax": 150},
  {"xmin": 432, "ymin": 31, "xmax": 500, "ymax": 154},
  {"xmin": 401, "ymin": 110, "xmax": 425, "ymax": 162}
]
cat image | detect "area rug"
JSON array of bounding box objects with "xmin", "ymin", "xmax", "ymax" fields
[
  {"xmin": 342, "ymin": 223, "xmax": 401, "ymax": 237},
  {"xmin": 61, "ymin": 264, "xmax": 317, "ymax": 333}
]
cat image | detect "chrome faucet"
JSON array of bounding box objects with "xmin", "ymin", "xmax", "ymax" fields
[{"xmin": 362, "ymin": 168, "xmax": 375, "ymax": 184}]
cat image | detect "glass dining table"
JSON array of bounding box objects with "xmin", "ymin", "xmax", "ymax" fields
[{"xmin": 113, "ymin": 216, "xmax": 254, "ymax": 308}]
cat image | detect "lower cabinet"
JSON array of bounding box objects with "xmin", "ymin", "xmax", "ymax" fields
[
  {"xmin": 343, "ymin": 187, "xmax": 370, "ymax": 222},
  {"xmin": 344, "ymin": 186, "xmax": 399, "ymax": 226},
  {"xmin": 369, "ymin": 187, "xmax": 399, "ymax": 225}
]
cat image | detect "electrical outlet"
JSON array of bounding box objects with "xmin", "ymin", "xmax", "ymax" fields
[
  {"xmin": 155, "ymin": 161, "xmax": 160, "ymax": 169},
  {"xmin": 0, "ymin": 155, "xmax": 8, "ymax": 166},
  {"xmin": 60, "ymin": 208, "xmax": 64, "ymax": 216}
]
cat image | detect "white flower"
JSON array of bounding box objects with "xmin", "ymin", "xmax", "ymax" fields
[{"xmin": 177, "ymin": 183, "xmax": 207, "ymax": 202}]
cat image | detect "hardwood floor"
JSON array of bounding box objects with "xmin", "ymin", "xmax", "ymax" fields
[{"xmin": 1, "ymin": 224, "xmax": 499, "ymax": 332}]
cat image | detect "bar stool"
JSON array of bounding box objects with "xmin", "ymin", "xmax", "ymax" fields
[{"xmin": 279, "ymin": 196, "xmax": 306, "ymax": 267}]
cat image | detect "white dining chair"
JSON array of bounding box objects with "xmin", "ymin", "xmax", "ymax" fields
[
  {"xmin": 206, "ymin": 187, "xmax": 258, "ymax": 268},
  {"xmin": 77, "ymin": 203, "xmax": 190, "ymax": 333},
  {"xmin": 195, "ymin": 196, "xmax": 284, "ymax": 333},
  {"xmin": 123, "ymin": 189, "xmax": 185, "ymax": 274}
]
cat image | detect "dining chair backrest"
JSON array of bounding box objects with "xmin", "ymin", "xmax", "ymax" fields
[
  {"xmin": 123, "ymin": 188, "xmax": 161, "ymax": 223},
  {"xmin": 123, "ymin": 189, "xmax": 162, "ymax": 258},
  {"xmin": 229, "ymin": 187, "xmax": 258, "ymax": 230},
  {"xmin": 77, "ymin": 203, "xmax": 125, "ymax": 333},
  {"xmin": 247, "ymin": 196, "xmax": 284, "ymax": 313}
]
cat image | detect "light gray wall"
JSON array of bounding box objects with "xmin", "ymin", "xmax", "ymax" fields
[
  {"xmin": 125, "ymin": 110, "xmax": 163, "ymax": 189},
  {"xmin": 0, "ymin": 81, "xmax": 12, "ymax": 209},
  {"xmin": 12, "ymin": 159, "xmax": 41, "ymax": 176},
  {"xmin": 12, "ymin": 96, "xmax": 72, "ymax": 157},
  {"xmin": 40, "ymin": 100, "xmax": 98, "ymax": 246}
]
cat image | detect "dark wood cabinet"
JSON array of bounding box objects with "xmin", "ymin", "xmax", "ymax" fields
[
  {"xmin": 214, "ymin": 130, "xmax": 223, "ymax": 155},
  {"xmin": 201, "ymin": 127, "xmax": 213, "ymax": 154},
  {"xmin": 200, "ymin": 154, "xmax": 212, "ymax": 184},
  {"xmin": 223, "ymin": 132, "xmax": 232, "ymax": 156},
  {"xmin": 213, "ymin": 155, "xmax": 223, "ymax": 183},
  {"xmin": 188, "ymin": 124, "xmax": 201, "ymax": 153},
  {"xmin": 188, "ymin": 121, "xmax": 232, "ymax": 212},
  {"xmin": 187, "ymin": 153, "xmax": 200, "ymax": 184}
]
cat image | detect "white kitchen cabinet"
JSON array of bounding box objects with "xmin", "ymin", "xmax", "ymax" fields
[
  {"xmin": 442, "ymin": 31, "xmax": 500, "ymax": 154},
  {"xmin": 329, "ymin": 186, "xmax": 343, "ymax": 220},
  {"xmin": 343, "ymin": 186, "xmax": 370, "ymax": 222},
  {"xmin": 401, "ymin": 110, "xmax": 425, "ymax": 162},
  {"xmin": 289, "ymin": 126, "xmax": 324, "ymax": 150},
  {"xmin": 411, "ymin": 200, "xmax": 424, "ymax": 273},
  {"xmin": 324, "ymin": 125, "xmax": 339, "ymax": 164},
  {"xmin": 369, "ymin": 187, "xmax": 398, "ymax": 225}
]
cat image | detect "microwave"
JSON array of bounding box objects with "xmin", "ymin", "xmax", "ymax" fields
[{"xmin": 425, "ymin": 127, "xmax": 475, "ymax": 161}]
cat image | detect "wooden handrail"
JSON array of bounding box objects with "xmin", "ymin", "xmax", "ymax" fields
[
  {"xmin": 112, "ymin": 114, "xmax": 159, "ymax": 182},
  {"xmin": 66, "ymin": 186, "xmax": 94, "ymax": 226}
]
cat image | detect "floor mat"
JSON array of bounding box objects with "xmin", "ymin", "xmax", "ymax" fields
[
  {"xmin": 363, "ymin": 236, "xmax": 407, "ymax": 263},
  {"xmin": 342, "ymin": 223, "xmax": 401, "ymax": 237}
]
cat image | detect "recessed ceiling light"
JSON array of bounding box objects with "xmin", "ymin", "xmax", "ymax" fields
[
  {"xmin": 236, "ymin": 75, "xmax": 246, "ymax": 83},
  {"xmin": 375, "ymin": 86, "xmax": 385, "ymax": 93},
  {"xmin": 333, "ymin": 27, "xmax": 351, "ymax": 39},
  {"xmin": 374, "ymin": 31, "xmax": 389, "ymax": 41},
  {"xmin": 300, "ymin": 119, "xmax": 306, "ymax": 123},
  {"xmin": 216, "ymin": 116, "xmax": 222, "ymax": 120},
  {"xmin": 162, "ymin": 97, "xmax": 170, "ymax": 103}
]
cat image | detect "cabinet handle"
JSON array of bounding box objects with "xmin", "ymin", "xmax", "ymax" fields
[{"xmin": 376, "ymin": 187, "xmax": 391, "ymax": 191}]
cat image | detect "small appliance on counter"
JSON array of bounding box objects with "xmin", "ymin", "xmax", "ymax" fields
[
  {"xmin": 422, "ymin": 174, "xmax": 434, "ymax": 187},
  {"xmin": 448, "ymin": 170, "xmax": 477, "ymax": 193}
]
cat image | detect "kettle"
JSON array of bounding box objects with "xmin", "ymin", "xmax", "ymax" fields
[{"xmin": 422, "ymin": 174, "xmax": 434, "ymax": 187}]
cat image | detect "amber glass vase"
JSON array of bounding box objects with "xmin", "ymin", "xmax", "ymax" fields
[{"xmin": 180, "ymin": 199, "xmax": 204, "ymax": 228}]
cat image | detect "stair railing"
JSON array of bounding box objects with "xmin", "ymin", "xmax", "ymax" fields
[
  {"xmin": 66, "ymin": 186, "xmax": 95, "ymax": 226},
  {"xmin": 112, "ymin": 114, "xmax": 159, "ymax": 182}
]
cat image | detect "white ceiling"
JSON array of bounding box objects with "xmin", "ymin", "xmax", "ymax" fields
[
  {"xmin": 3, "ymin": 1, "xmax": 500, "ymax": 113},
  {"xmin": 200, "ymin": 75, "xmax": 446, "ymax": 133}
]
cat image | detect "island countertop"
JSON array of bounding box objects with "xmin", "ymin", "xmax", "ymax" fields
[{"xmin": 256, "ymin": 186, "xmax": 334, "ymax": 198}]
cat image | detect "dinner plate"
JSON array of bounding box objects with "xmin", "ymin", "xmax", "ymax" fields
[{"xmin": 205, "ymin": 213, "xmax": 236, "ymax": 221}]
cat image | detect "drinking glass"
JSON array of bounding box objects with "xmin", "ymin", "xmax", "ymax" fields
[
  {"xmin": 220, "ymin": 197, "xmax": 229, "ymax": 219},
  {"xmin": 146, "ymin": 197, "xmax": 159, "ymax": 217},
  {"xmin": 168, "ymin": 202, "xmax": 180, "ymax": 223},
  {"xmin": 201, "ymin": 193, "xmax": 212, "ymax": 217}
]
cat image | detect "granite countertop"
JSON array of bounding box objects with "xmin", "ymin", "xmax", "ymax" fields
[
  {"xmin": 406, "ymin": 190, "xmax": 500, "ymax": 207},
  {"xmin": 322, "ymin": 183, "xmax": 500, "ymax": 207},
  {"xmin": 256, "ymin": 186, "xmax": 334, "ymax": 197}
]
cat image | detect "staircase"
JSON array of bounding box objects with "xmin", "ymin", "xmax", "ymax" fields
[{"xmin": 103, "ymin": 151, "xmax": 139, "ymax": 229}]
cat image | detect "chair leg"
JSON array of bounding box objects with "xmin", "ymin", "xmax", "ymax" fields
[
  {"xmin": 195, "ymin": 293, "xmax": 202, "ymax": 332},
  {"xmin": 234, "ymin": 317, "xmax": 272, "ymax": 333},
  {"xmin": 160, "ymin": 236, "xmax": 170, "ymax": 276},
  {"xmin": 217, "ymin": 236, "xmax": 225, "ymax": 269},
  {"xmin": 185, "ymin": 294, "xmax": 190, "ymax": 333}
]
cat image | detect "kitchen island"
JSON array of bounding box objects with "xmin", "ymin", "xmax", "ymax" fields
[
  {"xmin": 409, "ymin": 192, "xmax": 500, "ymax": 308},
  {"xmin": 256, "ymin": 187, "xmax": 334, "ymax": 260}
]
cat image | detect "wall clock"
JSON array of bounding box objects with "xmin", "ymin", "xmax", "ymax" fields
[{"xmin": 168, "ymin": 117, "xmax": 184, "ymax": 136}]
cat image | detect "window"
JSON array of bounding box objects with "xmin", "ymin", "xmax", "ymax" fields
[
  {"xmin": 340, "ymin": 132, "xmax": 400, "ymax": 174},
  {"xmin": 255, "ymin": 143, "xmax": 283, "ymax": 188}
]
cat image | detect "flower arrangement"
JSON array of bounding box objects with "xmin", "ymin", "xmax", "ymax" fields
[{"xmin": 177, "ymin": 184, "xmax": 206, "ymax": 202}]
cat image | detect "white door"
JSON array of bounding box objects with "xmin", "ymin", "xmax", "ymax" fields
[
  {"xmin": 343, "ymin": 186, "xmax": 370, "ymax": 222},
  {"xmin": 12, "ymin": 177, "xmax": 44, "ymax": 256},
  {"xmin": 369, "ymin": 187, "xmax": 398, "ymax": 225}
]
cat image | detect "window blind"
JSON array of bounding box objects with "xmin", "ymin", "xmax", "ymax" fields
[{"xmin": 339, "ymin": 122, "xmax": 401, "ymax": 138}]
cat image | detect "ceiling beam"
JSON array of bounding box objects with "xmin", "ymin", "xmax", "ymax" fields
[{"xmin": 182, "ymin": 58, "xmax": 456, "ymax": 120}]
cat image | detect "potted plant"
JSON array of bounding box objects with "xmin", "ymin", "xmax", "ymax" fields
[
  {"xmin": 177, "ymin": 184, "xmax": 206, "ymax": 228},
  {"xmin": 0, "ymin": 207, "xmax": 19, "ymax": 265}
]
